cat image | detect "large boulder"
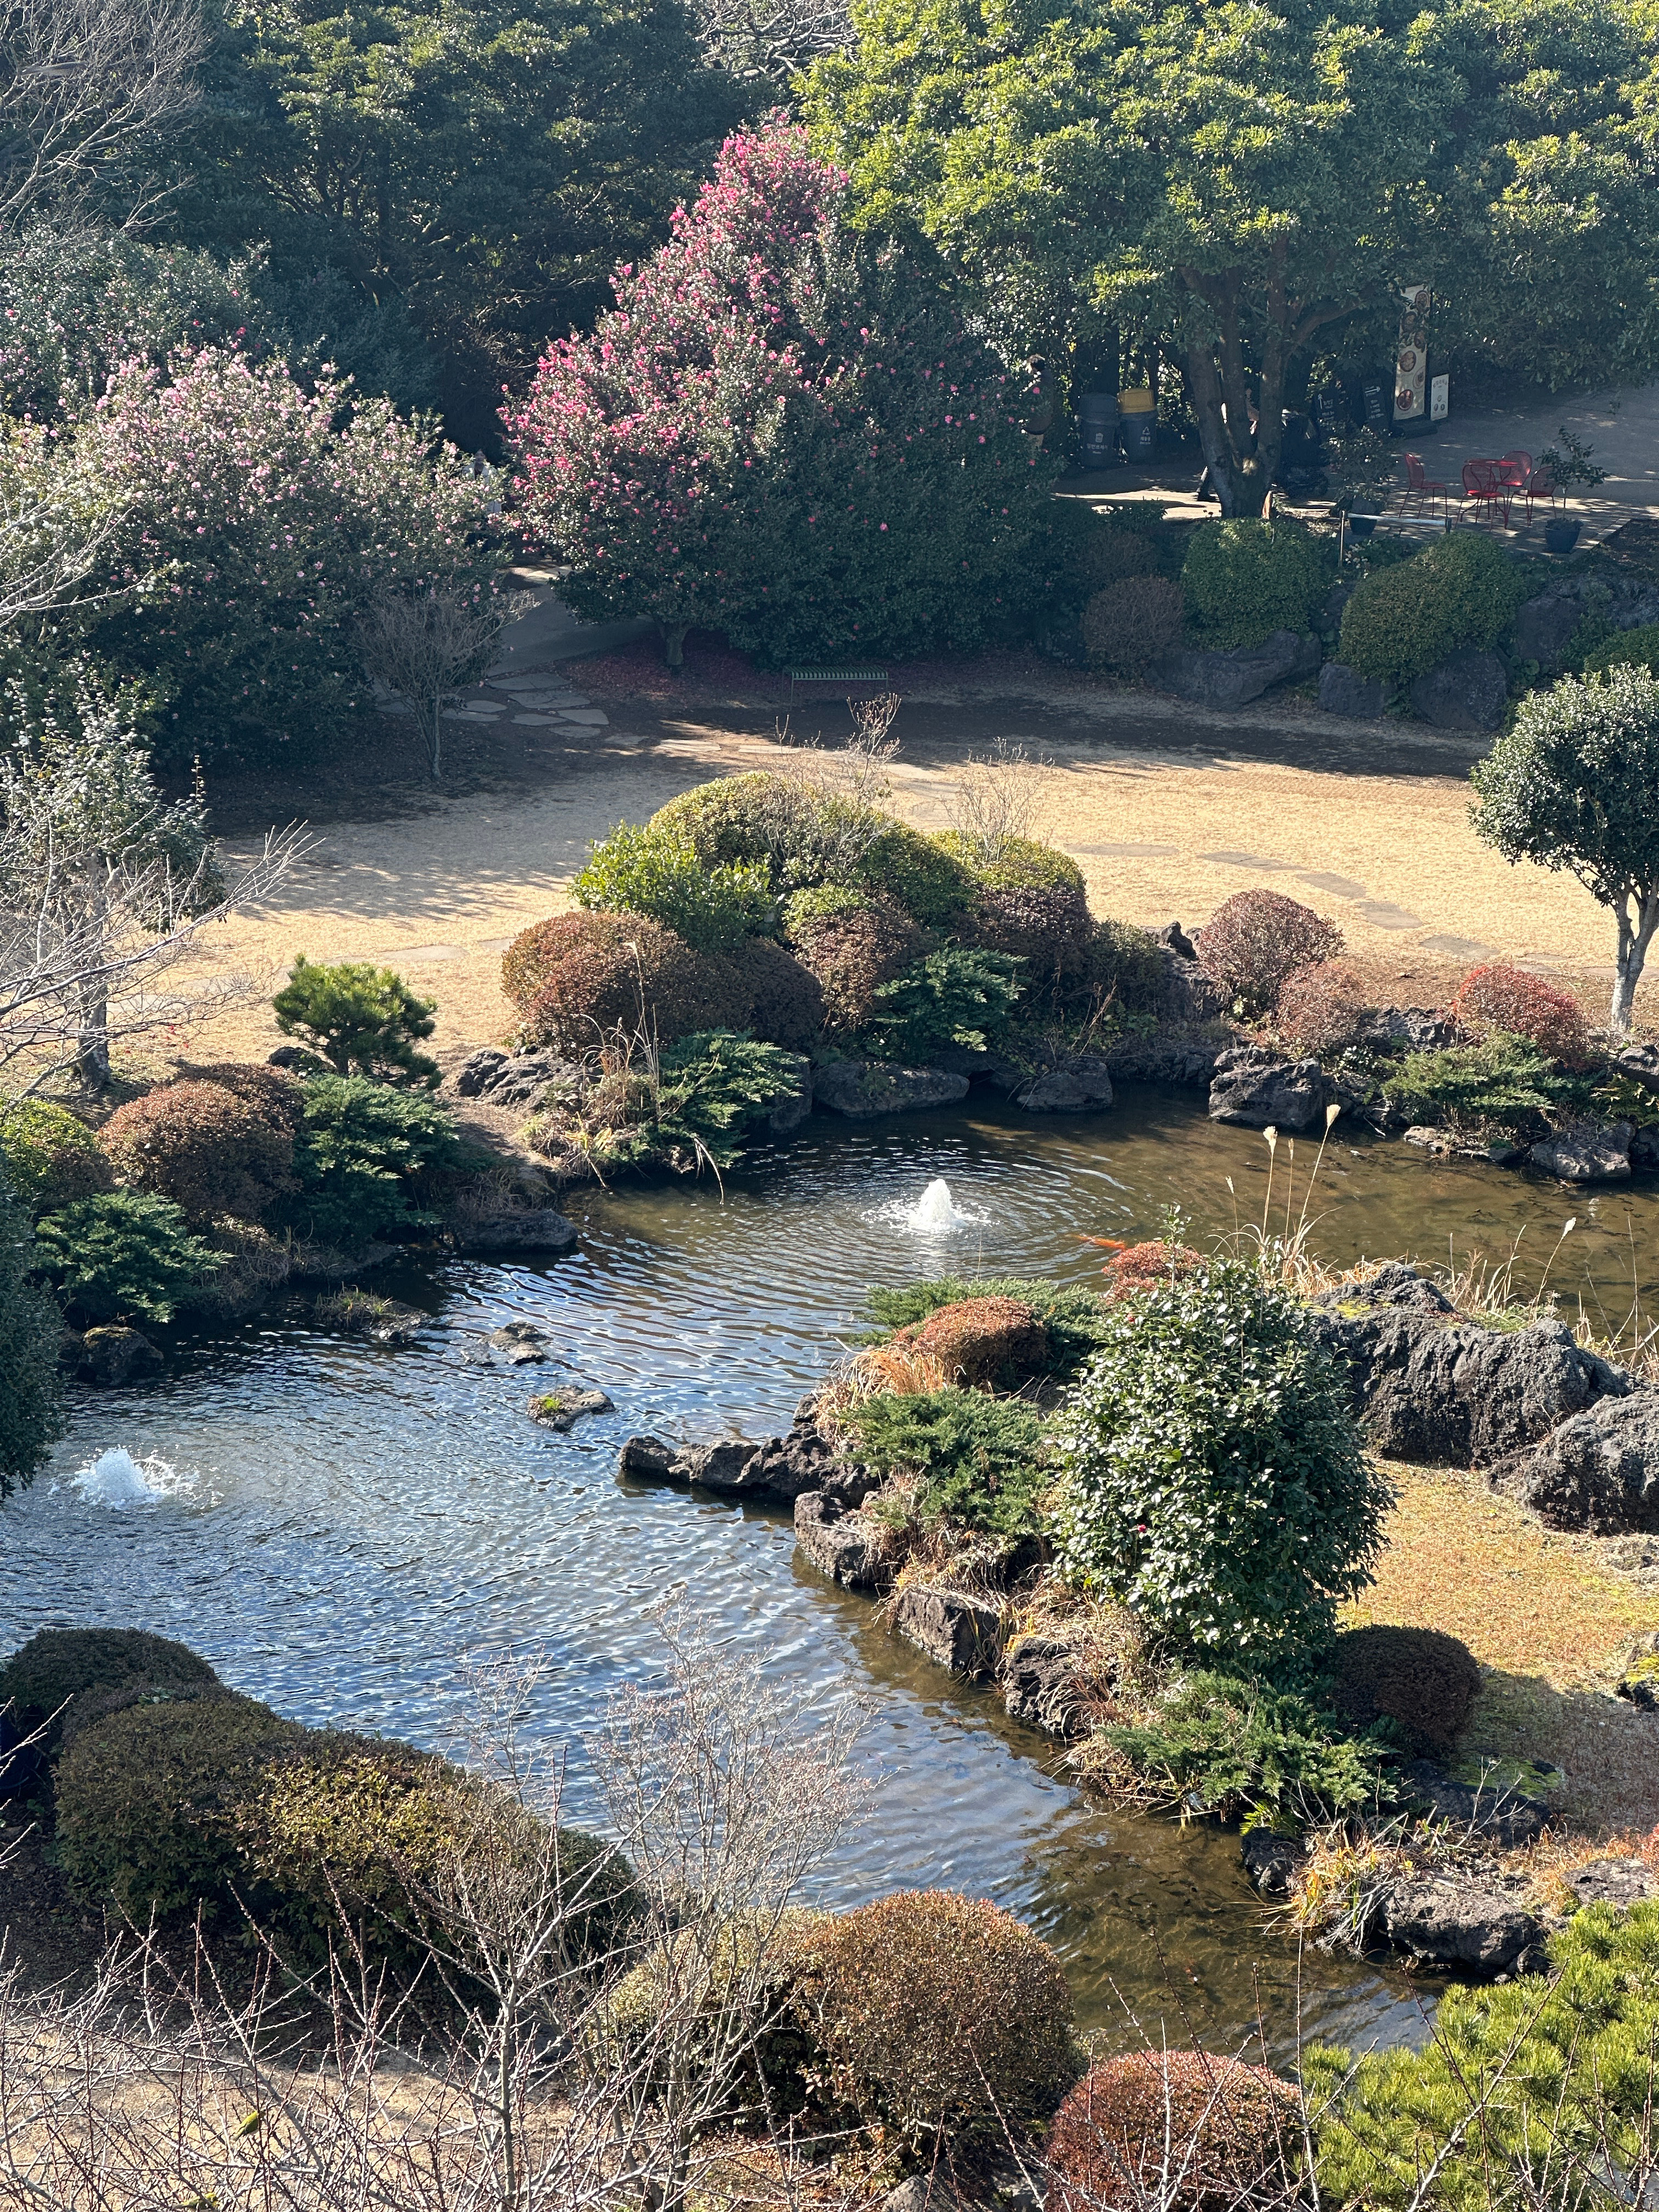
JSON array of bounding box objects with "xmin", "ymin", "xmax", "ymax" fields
[
  {"xmin": 1318, "ymin": 662, "xmax": 1387, "ymax": 719},
  {"xmin": 1563, "ymin": 1858, "xmax": 1658, "ymax": 1910},
  {"xmin": 1513, "ymin": 574, "xmax": 1659, "ymax": 671},
  {"xmin": 1309, "ymin": 1302, "xmax": 1630, "ymax": 1466},
  {"xmin": 1208, "ymin": 1046, "xmax": 1329, "ymax": 1132},
  {"xmin": 1241, "ymin": 1832, "xmax": 1302, "ymax": 1898},
  {"xmin": 450, "ymin": 1046, "xmax": 585, "ymax": 1107},
  {"xmin": 1530, "ymin": 1120, "xmax": 1633, "ymax": 1184},
  {"xmin": 78, "ymin": 1325, "xmax": 162, "ymax": 1387},
  {"xmin": 1001, "ymin": 1636, "xmax": 1092, "ymax": 1737},
  {"xmin": 1156, "ymin": 629, "xmax": 1321, "ymax": 709},
  {"xmin": 1402, "ymin": 1759, "xmax": 1549, "ymax": 1846},
  {"xmin": 763, "ymin": 1056, "xmax": 814, "ymax": 1137},
  {"xmin": 1105, "ymin": 1028, "xmax": 1227, "ymax": 1089},
  {"xmin": 1408, "ymin": 649, "xmax": 1509, "ymax": 732},
  {"xmin": 794, "ymin": 1491, "xmax": 888, "ymax": 1590},
  {"xmin": 674, "ymin": 1438, "xmax": 770, "ymax": 1493},
  {"xmin": 1012, "ymin": 1054, "xmax": 1115, "ymax": 1113},
  {"xmin": 813, "ymin": 1060, "xmax": 969, "ymax": 1118},
  {"xmin": 1378, "ymin": 1878, "xmax": 1543, "ymax": 1974},
  {"xmin": 893, "ymin": 1587, "xmax": 1006, "ymax": 1678},
  {"xmin": 1486, "ymin": 1392, "xmax": 1659, "ymax": 1533},
  {"xmin": 455, "ymin": 1207, "xmax": 578, "ymax": 1256},
  {"xmin": 1359, "ymin": 1007, "xmax": 1460, "ymax": 1052}
]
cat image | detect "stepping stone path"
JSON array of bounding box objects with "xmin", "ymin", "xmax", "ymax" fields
[{"xmin": 377, "ymin": 668, "xmax": 610, "ymax": 733}]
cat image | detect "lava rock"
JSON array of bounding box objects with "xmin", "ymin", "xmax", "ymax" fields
[
  {"xmin": 1209, "ymin": 1045, "xmax": 1329, "ymax": 1132},
  {"xmin": 1486, "ymin": 1393, "xmax": 1659, "ymax": 1533},
  {"xmin": 794, "ymin": 1491, "xmax": 888, "ymax": 1590},
  {"xmin": 1615, "ymin": 1042, "xmax": 1659, "ymax": 1092},
  {"xmin": 455, "ymin": 1208, "xmax": 578, "ymax": 1256},
  {"xmin": 1565, "ymin": 1857, "xmax": 1658, "ymax": 1910},
  {"xmin": 450, "ymin": 1047, "xmax": 585, "ymax": 1107},
  {"xmin": 489, "ymin": 1322, "xmax": 550, "ymax": 1364},
  {"xmin": 893, "ymin": 1586, "xmax": 1006, "ymax": 1678},
  {"xmin": 78, "ymin": 1326, "xmax": 162, "ymax": 1386},
  {"xmin": 741, "ymin": 1421, "xmax": 848, "ymax": 1503},
  {"xmin": 1402, "ymin": 1125, "xmax": 1526, "ymax": 1165},
  {"xmin": 812, "ymin": 1060, "xmax": 970, "ymax": 1118},
  {"xmin": 1616, "ymin": 1632, "xmax": 1659, "ymax": 1709},
  {"xmin": 526, "ymin": 1386, "xmax": 613, "ymax": 1431},
  {"xmin": 1634, "ymin": 1128, "xmax": 1659, "ymax": 1173},
  {"xmin": 1013, "ymin": 1054, "xmax": 1115, "ymax": 1113},
  {"xmin": 1319, "ymin": 662, "xmax": 1387, "ymax": 719},
  {"xmin": 674, "ymin": 1439, "xmax": 769, "ymax": 1493},
  {"xmin": 1156, "ymin": 921, "xmax": 1198, "ymax": 961},
  {"xmin": 1000, "ymin": 1636, "xmax": 1090, "ymax": 1737},
  {"xmin": 1513, "ymin": 575, "xmax": 1659, "ymax": 670},
  {"xmin": 617, "ymin": 1435, "xmax": 679, "ymax": 1482},
  {"xmin": 1530, "ymin": 1120, "xmax": 1633, "ymax": 1183},
  {"xmin": 1242, "ymin": 1832, "xmax": 1302, "ymax": 1898},
  {"xmin": 1324, "ymin": 1261, "xmax": 1455, "ymax": 1316},
  {"xmin": 1359, "ymin": 1007, "xmax": 1460, "ymax": 1052},
  {"xmin": 1403, "ymin": 1759, "xmax": 1550, "ymax": 1846},
  {"xmin": 1308, "ymin": 1308, "xmax": 1630, "ymax": 1467},
  {"xmin": 1409, "ymin": 649, "xmax": 1509, "ymax": 732},
  {"xmin": 1379, "ymin": 1877, "xmax": 1544, "ymax": 1974},
  {"xmin": 1106, "ymin": 1028, "xmax": 1227, "ymax": 1089},
  {"xmin": 1157, "ymin": 629, "xmax": 1322, "ymax": 709}
]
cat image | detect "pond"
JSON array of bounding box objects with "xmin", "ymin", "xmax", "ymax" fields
[{"xmin": 4, "ymin": 1088, "xmax": 1655, "ymax": 2064}]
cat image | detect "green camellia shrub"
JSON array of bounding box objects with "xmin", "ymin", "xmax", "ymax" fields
[
  {"xmin": 272, "ymin": 956, "xmax": 440, "ymax": 1087},
  {"xmin": 0, "ymin": 1102, "xmax": 111, "ymax": 1214},
  {"xmin": 98, "ymin": 1080, "xmax": 297, "ymax": 1223},
  {"xmin": 783, "ymin": 1890, "xmax": 1076, "ymax": 2152},
  {"xmin": 1339, "ymin": 529, "xmax": 1527, "ymax": 688},
  {"xmin": 33, "ymin": 1190, "xmax": 223, "ymax": 1323},
  {"xmin": 1326, "ymin": 1624, "xmax": 1481, "ymax": 1755},
  {"xmin": 284, "ymin": 1076, "xmax": 464, "ymax": 1248},
  {"xmin": 0, "ymin": 1626, "xmax": 222, "ymax": 1762},
  {"xmin": 1182, "ymin": 518, "xmax": 1330, "ymax": 648},
  {"xmin": 849, "ymin": 1390, "xmax": 1049, "ymax": 1539},
  {"xmin": 1049, "ymin": 2051, "xmax": 1300, "ymax": 2212},
  {"xmin": 1054, "ymin": 1256, "xmax": 1391, "ymax": 1656},
  {"xmin": 1581, "ymin": 621, "xmax": 1659, "ymax": 679},
  {"xmin": 1313, "ymin": 1905, "xmax": 1659, "ymax": 2211},
  {"xmin": 574, "ymin": 821, "xmax": 777, "ymax": 953},
  {"xmin": 867, "ymin": 946, "xmax": 1024, "ymax": 1056}
]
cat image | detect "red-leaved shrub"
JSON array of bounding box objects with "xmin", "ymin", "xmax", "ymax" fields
[
  {"xmin": 1099, "ymin": 1240, "xmax": 1205, "ymax": 1303},
  {"xmin": 901, "ymin": 1295, "xmax": 1048, "ymax": 1388},
  {"xmin": 1449, "ymin": 963, "xmax": 1590, "ymax": 1068},
  {"xmin": 504, "ymin": 913, "xmax": 743, "ymax": 1052},
  {"xmin": 972, "ymin": 883, "xmax": 1092, "ymax": 998},
  {"xmin": 789, "ymin": 895, "xmax": 924, "ymax": 1031},
  {"xmin": 1083, "ymin": 575, "xmax": 1185, "ymax": 674},
  {"xmin": 1274, "ymin": 960, "xmax": 1376, "ymax": 1057},
  {"xmin": 1196, "ymin": 891, "xmax": 1344, "ymax": 1015},
  {"xmin": 99, "ymin": 1080, "xmax": 297, "ymax": 1223},
  {"xmin": 727, "ymin": 936, "xmax": 826, "ymax": 1051},
  {"xmin": 178, "ymin": 1063, "xmax": 306, "ymax": 1135},
  {"xmin": 1048, "ymin": 2052, "xmax": 1300, "ymax": 2212}
]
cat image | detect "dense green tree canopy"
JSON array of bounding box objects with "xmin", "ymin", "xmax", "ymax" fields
[
  {"xmin": 164, "ymin": 0, "xmax": 747, "ymax": 439},
  {"xmin": 805, "ymin": 0, "xmax": 1659, "ymax": 510}
]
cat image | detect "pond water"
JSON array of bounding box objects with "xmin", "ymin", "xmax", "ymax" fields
[{"xmin": 5, "ymin": 1088, "xmax": 1657, "ymax": 2064}]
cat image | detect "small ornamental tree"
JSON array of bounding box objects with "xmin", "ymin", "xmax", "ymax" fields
[
  {"xmin": 504, "ymin": 124, "xmax": 1058, "ymax": 668},
  {"xmin": 1472, "ymin": 668, "xmax": 1659, "ymax": 1036},
  {"xmin": 1053, "ymin": 1255, "xmax": 1390, "ymax": 1657},
  {"xmin": 273, "ymin": 956, "xmax": 441, "ymax": 1087},
  {"xmin": 72, "ymin": 349, "xmax": 503, "ymax": 769}
]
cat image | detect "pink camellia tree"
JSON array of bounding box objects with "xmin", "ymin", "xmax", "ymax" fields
[{"xmin": 503, "ymin": 124, "xmax": 1057, "ymax": 669}]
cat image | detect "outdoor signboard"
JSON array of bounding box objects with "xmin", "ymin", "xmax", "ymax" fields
[{"xmin": 1394, "ymin": 285, "xmax": 1430, "ymax": 422}]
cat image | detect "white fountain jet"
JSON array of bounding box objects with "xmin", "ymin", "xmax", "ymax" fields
[{"xmin": 906, "ymin": 1177, "xmax": 964, "ymax": 1233}]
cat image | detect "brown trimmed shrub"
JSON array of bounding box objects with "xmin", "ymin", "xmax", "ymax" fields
[
  {"xmin": 1274, "ymin": 960, "xmax": 1377, "ymax": 1057},
  {"xmin": 785, "ymin": 1889, "xmax": 1075, "ymax": 2151},
  {"xmin": 1047, "ymin": 2051, "xmax": 1300, "ymax": 2212},
  {"xmin": 1196, "ymin": 891, "xmax": 1344, "ymax": 1016},
  {"xmin": 99, "ymin": 1080, "xmax": 297, "ymax": 1223},
  {"xmin": 790, "ymin": 895, "xmax": 926, "ymax": 1031},
  {"xmin": 728, "ymin": 935, "xmax": 826, "ymax": 1051},
  {"xmin": 1449, "ymin": 963, "xmax": 1590, "ymax": 1068},
  {"xmin": 1083, "ymin": 575, "xmax": 1185, "ymax": 674},
  {"xmin": 901, "ymin": 1295, "xmax": 1048, "ymax": 1389},
  {"xmin": 1099, "ymin": 1240, "xmax": 1206, "ymax": 1304},
  {"xmin": 178, "ymin": 1062, "xmax": 307, "ymax": 1135},
  {"xmin": 971, "ymin": 883, "xmax": 1093, "ymax": 996},
  {"xmin": 505, "ymin": 912, "xmax": 743, "ymax": 1052},
  {"xmin": 1328, "ymin": 1624, "xmax": 1481, "ymax": 1754},
  {"xmin": 1081, "ymin": 528, "xmax": 1161, "ymax": 593},
  {"xmin": 0, "ymin": 1627, "xmax": 221, "ymax": 1762}
]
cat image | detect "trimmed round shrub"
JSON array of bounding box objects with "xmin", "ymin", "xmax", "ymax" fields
[
  {"xmin": 1048, "ymin": 2051, "xmax": 1300, "ymax": 2212},
  {"xmin": 970, "ymin": 884, "xmax": 1093, "ymax": 995},
  {"xmin": 934, "ymin": 831, "xmax": 1087, "ymax": 900},
  {"xmin": 790, "ymin": 895, "xmax": 925, "ymax": 1031},
  {"xmin": 1099, "ymin": 1239, "xmax": 1206, "ymax": 1304},
  {"xmin": 284, "ymin": 1076, "xmax": 464, "ymax": 1249},
  {"xmin": 650, "ymin": 772, "xmax": 800, "ymax": 872},
  {"xmin": 1083, "ymin": 574, "xmax": 1185, "ymax": 673},
  {"xmin": 727, "ymin": 936, "xmax": 826, "ymax": 1051},
  {"xmin": 849, "ymin": 822, "xmax": 974, "ymax": 929},
  {"xmin": 1086, "ymin": 919, "xmax": 1178, "ymax": 1019},
  {"xmin": 1275, "ymin": 960, "xmax": 1378, "ymax": 1057},
  {"xmin": 1581, "ymin": 622, "xmax": 1659, "ymax": 679},
  {"xmin": 178, "ymin": 1063, "xmax": 306, "ymax": 1135},
  {"xmin": 1054, "ymin": 1254, "xmax": 1392, "ymax": 1656},
  {"xmin": 0, "ymin": 1101, "xmax": 111, "ymax": 1214},
  {"xmin": 574, "ymin": 820, "xmax": 777, "ymax": 953},
  {"xmin": 0, "ymin": 1627, "xmax": 221, "ymax": 1762},
  {"xmin": 1339, "ymin": 531, "xmax": 1527, "ymax": 688},
  {"xmin": 784, "ymin": 1890, "xmax": 1075, "ymax": 2149},
  {"xmin": 32, "ymin": 1190, "xmax": 222, "ymax": 1323},
  {"xmin": 1449, "ymin": 963, "xmax": 1590, "ymax": 1068},
  {"xmin": 901, "ymin": 1295, "xmax": 1048, "ymax": 1389},
  {"xmin": 99, "ymin": 1080, "xmax": 297, "ymax": 1223},
  {"xmin": 597, "ymin": 1909, "xmax": 822, "ymax": 2107},
  {"xmin": 1079, "ymin": 527, "xmax": 1162, "ymax": 592},
  {"xmin": 1328, "ymin": 1624, "xmax": 1481, "ymax": 1755},
  {"xmin": 1197, "ymin": 891, "xmax": 1345, "ymax": 1017},
  {"xmin": 54, "ymin": 1691, "xmax": 305, "ymax": 1922},
  {"xmin": 504, "ymin": 912, "xmax": 743, "ymax": 1052},
  {"xmin": 1182, "ymin": 518, "xmax": 1330, "ymax": 648}
]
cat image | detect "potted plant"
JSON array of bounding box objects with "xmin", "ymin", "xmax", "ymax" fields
[
  {"xmin": 1324, "ymin": 425, "xmax": 1395, "ymax": 540},
  {"xmin": 1537, "ymin": 426, "xmax": 1607, "ymax": 554}
]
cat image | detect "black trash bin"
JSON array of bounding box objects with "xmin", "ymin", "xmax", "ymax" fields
[{"xmin": 1078, "ymin": 392, "xmax": 1118, "ymax": 469}]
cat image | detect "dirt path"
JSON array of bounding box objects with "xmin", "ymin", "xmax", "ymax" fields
[{"xmin": 166, "ymin": 671, "xmax": 1632, "ymax": 1073}]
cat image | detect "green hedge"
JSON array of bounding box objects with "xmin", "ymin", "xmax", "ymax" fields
[
  {"xmin": 1182, "ymin": 518, "xmax": 1330, "ymax": 648},
  {"xmin": 0, "ymin": 1627, "xmax": 221, "ymax": 1761},
  {"xmin": 1339, "ymin": 531, "xmax": 1527, "ymax": 687}
]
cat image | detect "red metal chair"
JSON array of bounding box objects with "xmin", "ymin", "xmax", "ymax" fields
[
  {"xmin": 1520, "ymin": 464, "xmax": 1560, "ymax": 524},
  {"xmin": 1401, "ymin": 452, "xmax": 1448, "ymax": 517},
  {"xmin": 1498, "ymin": 448, "xmax": 1534, "ymax": 488},
  {"xmin": 1461, "ymin": 458, "xmax": 1511, "ymax": 526}
]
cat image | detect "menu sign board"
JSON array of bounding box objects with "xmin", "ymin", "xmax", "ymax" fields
[{"xmin": 1394, "ymin": 285, "xmax": 1430, "ymax": 422}]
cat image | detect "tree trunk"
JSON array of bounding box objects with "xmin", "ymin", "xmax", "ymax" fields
[
  {"xmin": 661, "ymin": 623, "xmax": 687, "ymax": 670},
  {"xmin": 1610, "ymin": 889, "xmax": 1659, "ymax": 1036},
  {"xmin": 74, "ymin": 885, "xmax": 111, "ymax": 1090},
  {"xmin": 1183, "ymin": 346, "xmax": 1238, "ymax": 515},
  {"xmin": 425, "ymin": 690, "xmax": 442, "ymax": 782}
]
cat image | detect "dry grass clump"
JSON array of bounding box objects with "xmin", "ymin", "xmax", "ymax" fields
[
  {"xmin": 1098, "ymin": 1239, "xmax": 1206, "ymax": 1304},
  {"xmin": 1047, "ymin": 2051, "xmax": 1302, "ymax": 2212}
]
